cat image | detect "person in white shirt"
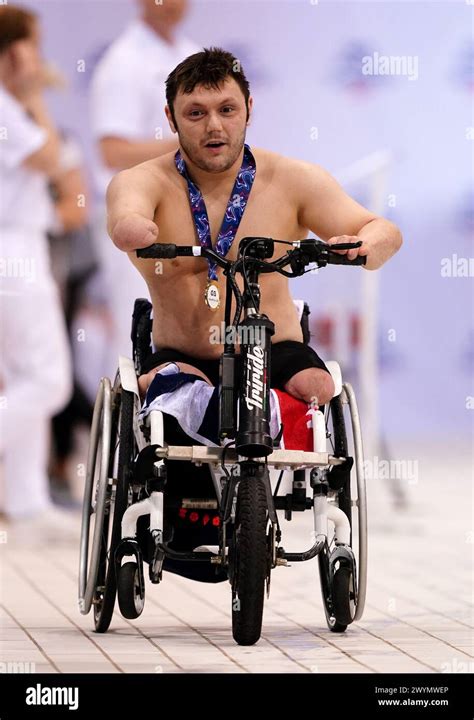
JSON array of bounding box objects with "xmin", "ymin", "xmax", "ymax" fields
[
  {"xmin": 0, "ymin": 6, "xmax": 73, "ymax": 534},
  {"xmin": 90, "ymin": 0, "xmax": 200, "ymax": 367}
]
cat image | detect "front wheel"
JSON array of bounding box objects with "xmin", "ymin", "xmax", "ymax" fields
[
  {"xmin": 229, "ymin": 464, "xmax": 269, "ymax": 646},
  {"xmin": 117, "ymin": 562, "xmax": 145, "ymax": 619}
]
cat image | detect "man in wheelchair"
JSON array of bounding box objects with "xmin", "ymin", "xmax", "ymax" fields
[
  {"xmin": 82, "ymin": 47, "xmax": 402, "ymax": 644},
  {"xmin": 107, "ymin": 47, "xmax": 402, "ymax": 406}
]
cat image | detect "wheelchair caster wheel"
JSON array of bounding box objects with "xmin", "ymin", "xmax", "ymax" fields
[
  {"xmin": 318, "ymin": 543, "xmax": 357, "ymax": 633},
  {"xmin": 331, "ymin": 564, "xmax": 356, "ymax": 630},
  {"xmin": 117, "ymin": 562, "xmax": 145, "ymax": 619}
]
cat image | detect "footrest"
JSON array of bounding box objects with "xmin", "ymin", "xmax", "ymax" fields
[{"xmin": 155, "ymin": 445, "xmax": 340, "ymax": 469}]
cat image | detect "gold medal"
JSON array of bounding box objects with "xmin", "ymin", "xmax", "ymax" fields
[{"xmin": 204, "ymin": 280, "xmax": 220, "ymax": 310}]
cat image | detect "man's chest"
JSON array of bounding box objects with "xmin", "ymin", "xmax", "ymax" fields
[{"xmin": 155, "ymin": 179, "xmax": 302, "ymax": 263}]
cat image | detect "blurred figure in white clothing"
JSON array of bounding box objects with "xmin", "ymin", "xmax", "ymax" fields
[
  {"xmin": 47, "ymin": 131, "xmax": 114, "ymax": 508},
  {"xmin": 0, "ymin": 5, "xmax": 73, "ymax": 533},
  {"xmin": 90, "ymin": 0, "xmax": 199, "ymax": 368}
]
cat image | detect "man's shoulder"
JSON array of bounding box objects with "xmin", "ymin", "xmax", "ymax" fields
[
  {"xmin": 252, "ymin": 147, "xmax": 325, "ymax": 183},
  {"xmin": 121, "ymin": 152, "xmax": 176, "ymax": 186},
  {"xmin": 148, "ymin": 150, "xmax": 178, "ymax": 178}
]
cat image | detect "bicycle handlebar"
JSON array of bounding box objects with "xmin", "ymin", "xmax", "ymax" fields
[
  {"xmin": 136, "ymin": 237, "xmax": 366, "ymax": 268},
  {"xmin": 136, "ymin": 243, "xmax": 189, "ymax": 259}
]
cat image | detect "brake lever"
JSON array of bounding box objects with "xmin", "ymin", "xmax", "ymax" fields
[{"xmin": 327, "ymin": 240, "xmax": 363, "ymax": 251}]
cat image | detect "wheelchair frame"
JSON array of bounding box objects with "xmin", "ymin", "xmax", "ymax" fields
[{"xmin": 79, "ymin": 314, "xmax": 367, "ymax": 643}]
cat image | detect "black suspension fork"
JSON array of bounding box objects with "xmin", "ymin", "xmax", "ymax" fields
[
  {"xmin": 235, "ymin": 264, "xmax": 275, "ymax": 458},
  {"xmin": 219, "ymin": 271, "xmax": 238, "ymax": 440}
]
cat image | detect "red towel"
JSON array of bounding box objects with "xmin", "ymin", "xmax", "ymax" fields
[{"xmin": 273, "ymin": 390, "xmax": 313, "ymax": 451}]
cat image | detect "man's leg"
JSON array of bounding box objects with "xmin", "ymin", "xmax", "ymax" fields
[
  {"xmin": 137, "ymin": 358, "xmax": 220, "ymax": 446},
  {"xmin": 284, "ymin": 367, "xmax": 335, "ymax": 405},
  {"xmin": 271, "ymin": 340, "xmax": 335, "ymax": 405},
  {"xmin": 138, "ymin": 361, "xmax": 212, "ymax": 399}
]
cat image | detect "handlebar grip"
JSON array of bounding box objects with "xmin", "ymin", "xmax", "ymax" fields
[
  {"xmin": 136, "ymin": 243, "xmax": 177, "ymax": 259},
  {"xmin": 327, "ymin": 253, "xmax": 366, "ymax": 266}
]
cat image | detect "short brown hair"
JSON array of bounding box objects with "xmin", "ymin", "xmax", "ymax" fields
[
  {"xmin": 0, "ymin": 5, "xmax": 37, "ymax": 55},
  {"xmin": 166, "ymin": 47, "xmax": 250, "ymax": 126}
]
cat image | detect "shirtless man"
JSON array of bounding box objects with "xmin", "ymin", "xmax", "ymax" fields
[{"xmin": 107, "ymin": 48, "xmax": 402, "ymax": 406}]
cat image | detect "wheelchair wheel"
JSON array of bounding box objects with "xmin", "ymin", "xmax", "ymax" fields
[
  {"xmin": 94, "ymin": 386, "xmax": 135, "ymax": 632},
  {"xmin": 79, "ymin": 377, "xmax": 113, "ymax": 618},
  {"xmin": 229, "ymin": 464, "xmax": 269, "ymax": 646},
  {"xmin": 318, "ymin": 384, "xmax": 367, "ymax": 632},
  {"xmin": 328, "ymin": 392, "xmax": 352, "ymax": 527},
  {"xmin": 78, "ymin": 378, "xmax": 135, "ymax": 632},
  {"xmin": 332, "ymin": 564, "xmax": 355, "ymax": 626},
  {"xmin": 117, "ymin": 561, "xmax": 145, "ymax": 619}
]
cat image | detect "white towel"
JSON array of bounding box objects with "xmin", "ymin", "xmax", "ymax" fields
[{"xmin": 139, "ymin": 362, "xmax": 283, "ymax": 446}]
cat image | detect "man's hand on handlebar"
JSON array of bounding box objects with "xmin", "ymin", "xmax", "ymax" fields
[
  {"xmin": 135, "ymin": 237, "xmax": 368, "ymax": 270},
  {"xmin": 327, "ymin": 235, "xmax": 369, "ymax": 262},
  {"xmin": 111, "ymin": 213, "xmax": 159, "ymax": 253}
]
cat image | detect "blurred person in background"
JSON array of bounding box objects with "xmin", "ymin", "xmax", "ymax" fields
[
  {"xmin": 47, "ymin": 130, "xmax": 112, "ymax": 508},
  {"xmin": 0, "ymin": 5, "xmax": 74, "ymax": 537},
  {"xmin": 90, "ymin": 0, "xmax": 199, "ymax": 368}
]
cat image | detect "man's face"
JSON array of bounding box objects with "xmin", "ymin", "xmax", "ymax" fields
[{"xmin": 167, "ymin": 77, "xmax": 252, "ymax": 174}]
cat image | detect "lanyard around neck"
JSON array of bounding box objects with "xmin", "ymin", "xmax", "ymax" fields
[{"xmin": 175, "ymin": 144, "xmax": 257, "ymax": 281}]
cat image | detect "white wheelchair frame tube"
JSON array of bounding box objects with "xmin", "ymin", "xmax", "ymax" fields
[
  {"xmin": 120, "ymin": 409, "xmax": 166, "ymax": 544},
  {"xmin": 310, "ymin": 403, "xmax": 351, "ymax": 547},
  {"xmin": 118, "ymin": 357, "xmax": 166, "ymax": 548}
]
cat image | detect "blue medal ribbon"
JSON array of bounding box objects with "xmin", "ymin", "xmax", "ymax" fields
[{"xmin": 174, "ymin": 144, "xmax": 257, "ymax": 281}]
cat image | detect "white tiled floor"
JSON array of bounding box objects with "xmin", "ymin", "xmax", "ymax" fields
[{"xmin": 1, "ymin": 442, "xmax": 472, "ymax": 673}]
